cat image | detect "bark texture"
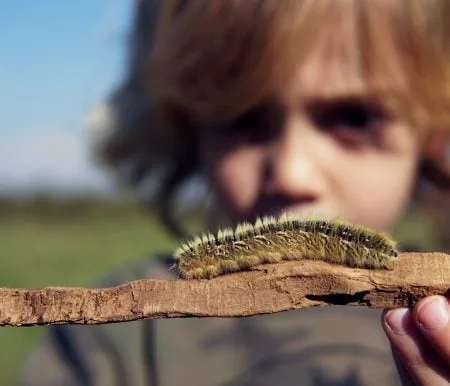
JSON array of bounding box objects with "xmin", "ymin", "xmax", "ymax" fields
[{"xmin": 0, "ymin": 252, "xmax": 448, "ymax": 327}]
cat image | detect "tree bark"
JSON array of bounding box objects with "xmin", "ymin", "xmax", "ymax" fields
[{"xmin": 0, "ymin": 252, "xmax": 448, "ymax": 327}]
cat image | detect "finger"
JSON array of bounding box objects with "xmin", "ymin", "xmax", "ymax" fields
[
  {"xmin": 382, "ymin": 308, "xmax": 450, "ymax": 385},
  {"xmin": 413, "ymin": 296, "xmax": 450, "ymax": 361},
  {"xmin": 389, "ymin": 343, "xmax": 417, "ymax": 386}
]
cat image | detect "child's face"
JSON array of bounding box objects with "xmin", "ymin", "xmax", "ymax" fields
[{"xmin": 197, "ymin": 5, "xmax": 420, "ymax": 231}]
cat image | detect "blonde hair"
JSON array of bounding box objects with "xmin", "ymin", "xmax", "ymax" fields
[{"xmin": 90, "ymin": 0, "xmax": 450, "ymax": 234}]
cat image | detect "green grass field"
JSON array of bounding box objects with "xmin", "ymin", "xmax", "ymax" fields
[{"xmin": 0, "ymin": 208, "xmax": 176, "ymax": 385}]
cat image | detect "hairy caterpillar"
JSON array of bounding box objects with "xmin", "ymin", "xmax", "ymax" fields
[{"xmin": 172, "ymin": 214, "xmax": 399, "ymax": 280}]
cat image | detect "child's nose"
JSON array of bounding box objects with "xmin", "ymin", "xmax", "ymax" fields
[{"xmin": 266, "ymin": 121, "xmax": 327, "ymax": 202}]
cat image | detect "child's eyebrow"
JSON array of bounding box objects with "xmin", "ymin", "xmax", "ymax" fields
[
  {"xmin": 304, "ymin": 94, "xmax": 395, "ymax": 114},
  {"xmin": 305, "ymin": 83, "xmax": 405, "ymax": 114},
  {"xmin": 304, "ymin": 86, "xmax": 385, "ymax": 102}
]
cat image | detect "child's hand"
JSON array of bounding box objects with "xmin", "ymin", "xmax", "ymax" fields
[{"xmin": 382, "ymin": 295, "xmax": 450, "ymax": 385}]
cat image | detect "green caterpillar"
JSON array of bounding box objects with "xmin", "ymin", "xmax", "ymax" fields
[{"xmin": 172, "ymin": 213, "xmax": 398, "ymax": 280}]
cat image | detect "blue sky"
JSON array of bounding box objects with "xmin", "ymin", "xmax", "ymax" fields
[{"xmin": 0, "ymin": 1, "xmax": 133, "ymax": 194}]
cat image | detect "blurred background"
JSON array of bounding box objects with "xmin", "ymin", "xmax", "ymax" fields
[
  {"xmin": 0, "ymin": 2, "xmax": 179, "ymax": 384},
  {"xmin": 0, "ymin": 1, "xmax": 448, "ymax": 385}
]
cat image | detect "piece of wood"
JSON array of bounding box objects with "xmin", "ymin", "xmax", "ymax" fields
[{"xmin": 0, "ymin": 252, "xmax": 448, "ymax": 327}]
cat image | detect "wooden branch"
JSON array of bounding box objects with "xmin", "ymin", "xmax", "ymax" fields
[{"xmin": 0, "ymin": 252, "xmax": 448, "ymax": 327}]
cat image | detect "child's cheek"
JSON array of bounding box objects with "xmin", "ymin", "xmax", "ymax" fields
[
  {"xmin": 339, "ymin": 158, "xmax": 419, "ymax": 231},
  {"xmin": 208, "ymin": 147, "xmax": 265, "ymax": 216}
]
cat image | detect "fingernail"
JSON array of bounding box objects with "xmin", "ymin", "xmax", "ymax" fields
[
  {"xmin": 416, "ymin": 296, "xmax": 449, "ymax": 330},
  {"xmin": 385, "ymin": 308, "xmax": 410, "ymax": 335}
]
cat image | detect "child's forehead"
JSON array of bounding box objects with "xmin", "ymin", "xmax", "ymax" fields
[
  {"xmin": 274, "ymin": 1, "xmax": 408, "ymax": 105},
  {"xmin": 152, "ymin": 0, "xmax": 448, "ymax": 128}
]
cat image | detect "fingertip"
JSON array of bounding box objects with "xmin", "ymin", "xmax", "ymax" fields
[
  {"xmin": 383, "ymin": 308, "xmax": 413, "ymax": 336},
  {"xmin": 414, "ymin": 295, "xmax": 449, "ymax": 331}
]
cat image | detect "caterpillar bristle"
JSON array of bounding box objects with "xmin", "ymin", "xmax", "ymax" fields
[
  {"xmin": 235, "ymin": 222, "xmax": 254, "ymax": 239},
  {"xmin": 173, "ymin": 213, "xmax": 399, "ymax": 279}
]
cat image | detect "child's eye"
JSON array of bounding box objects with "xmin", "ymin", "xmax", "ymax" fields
[
  {"xmin": 221, "ymin": 105, "xmax": 278, "ymax": 143},
  {"xmin": 310, "ymin": 100, "xmax": 388, "ymax": 145},
  {"xmin": 335, "ymin": 104, "xmax": 375, "ymax": 129}
]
